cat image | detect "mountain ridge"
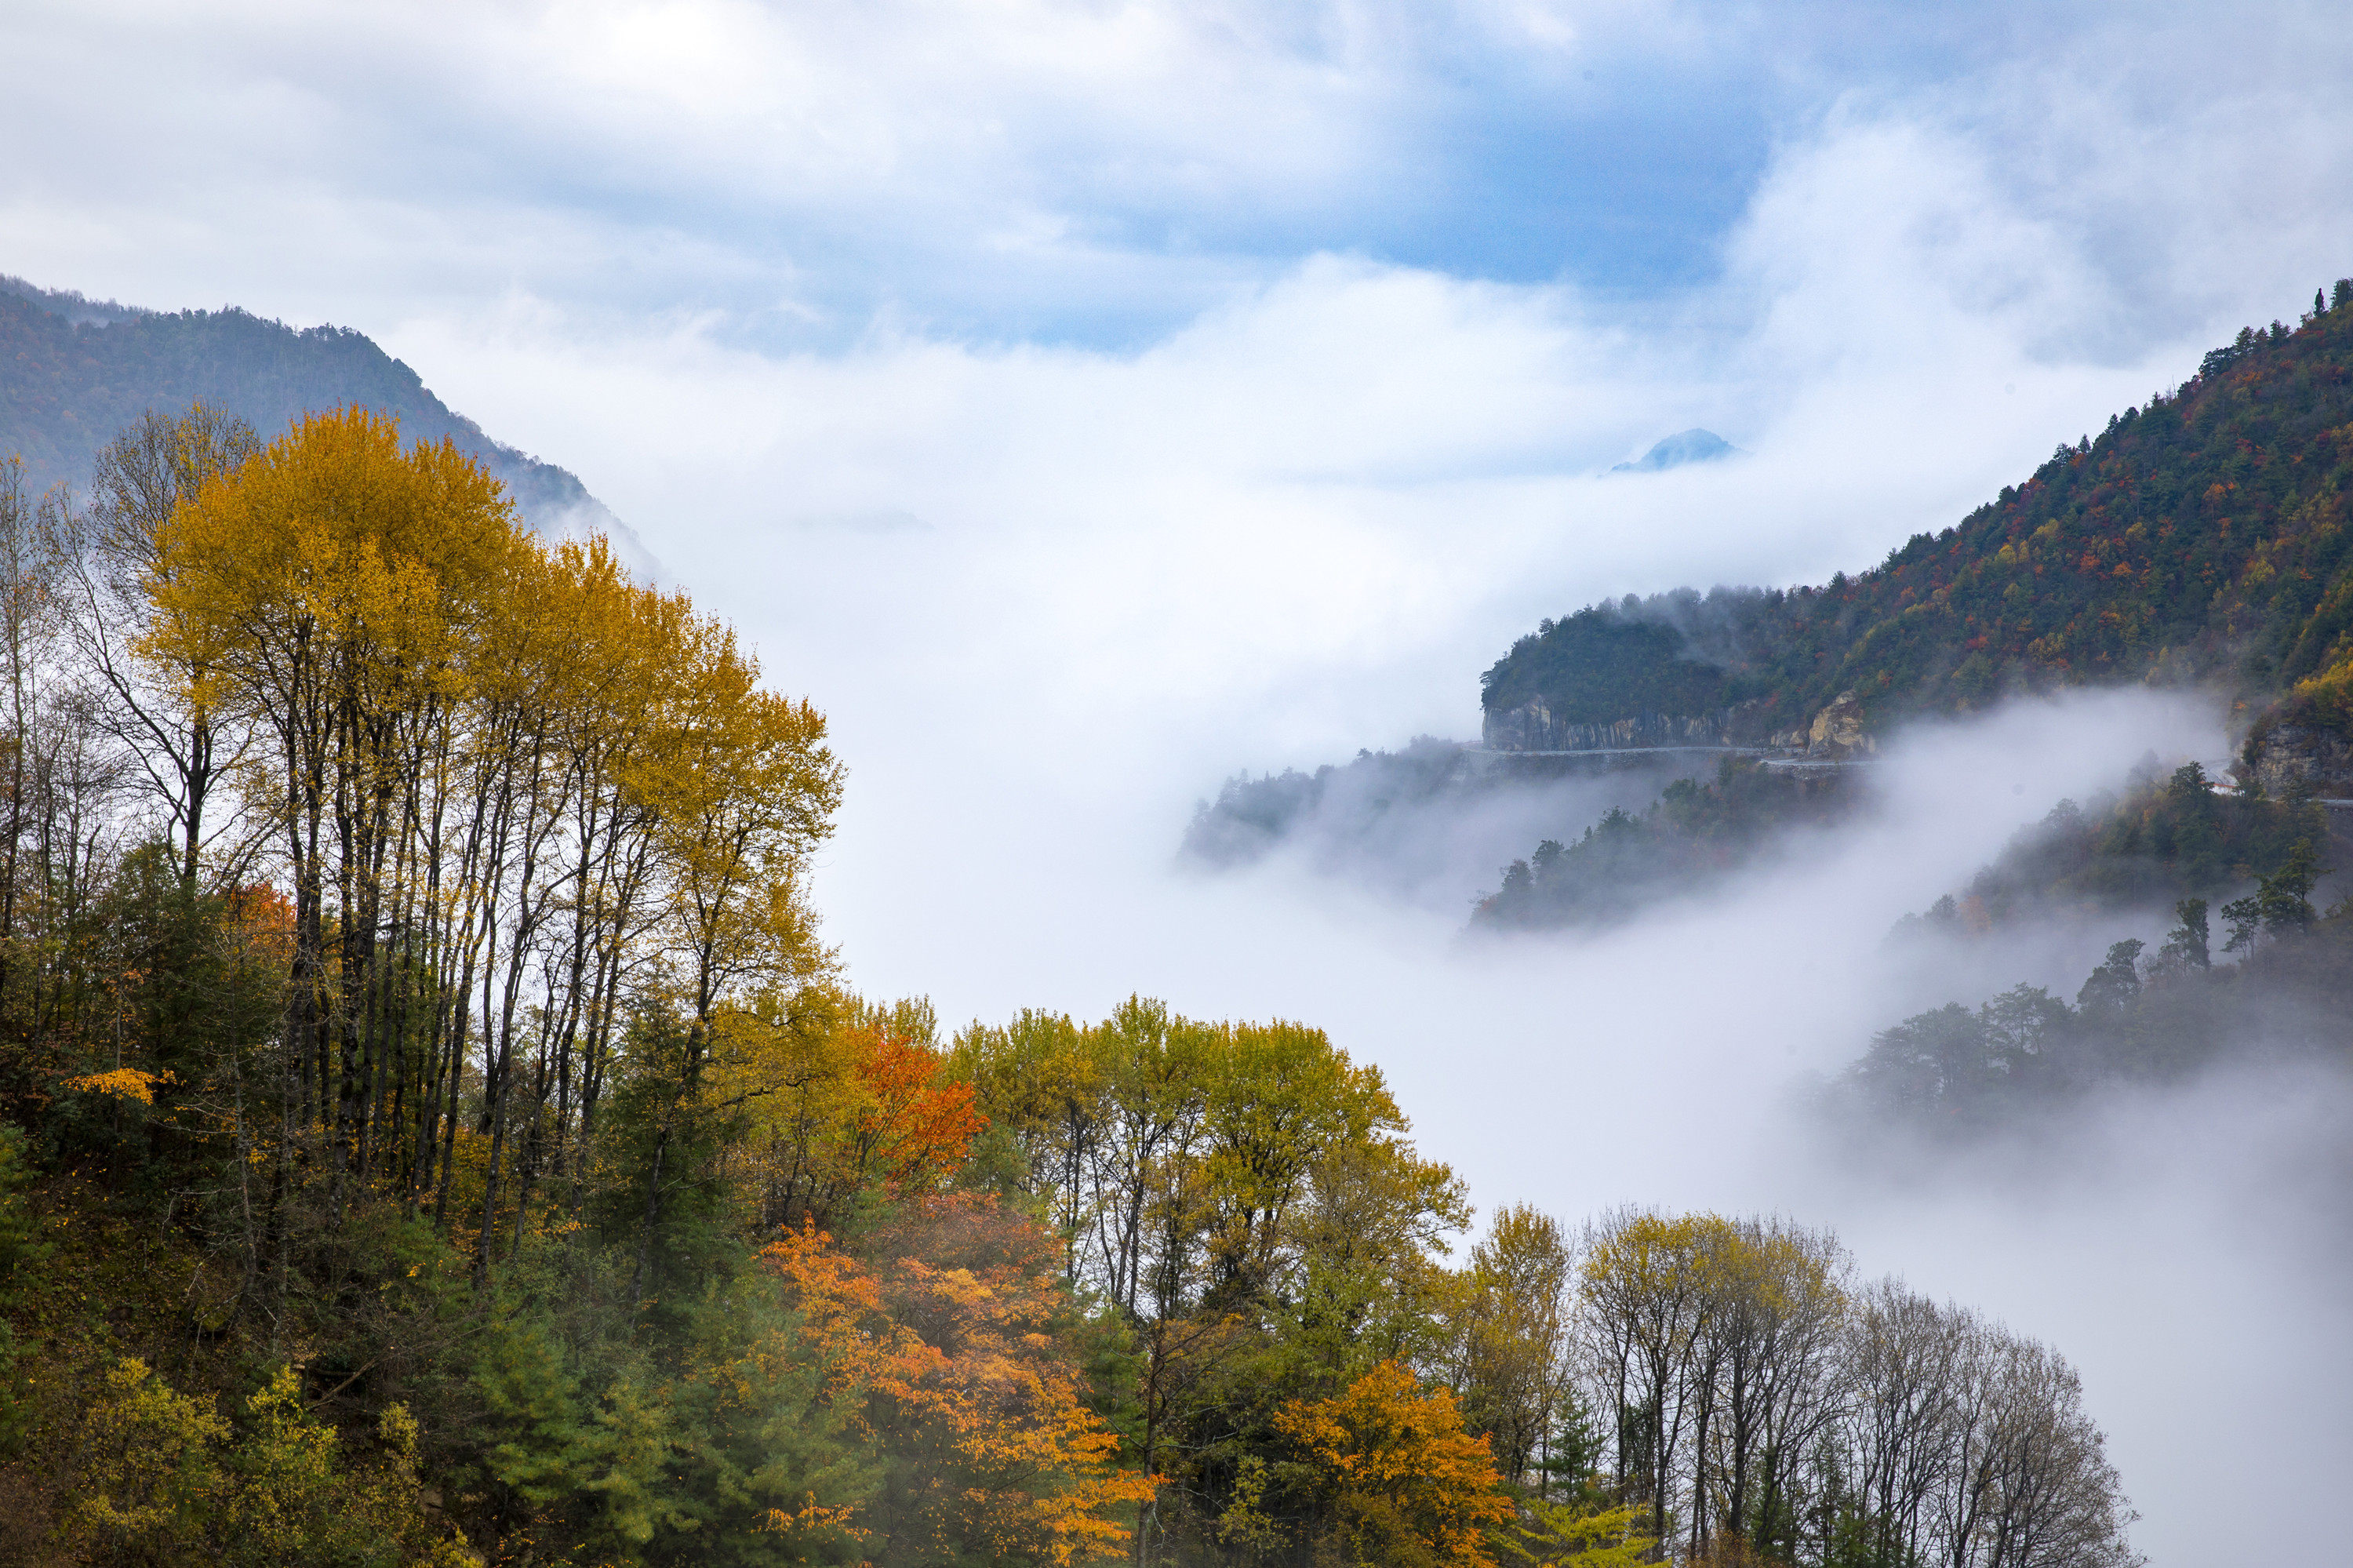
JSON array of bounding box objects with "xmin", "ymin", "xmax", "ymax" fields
[
  {"xmin": 0, "ymin": 275, "xmax": 656, "ymax": 574},
  {"xmin": 1484, "ymin": 281, "xmax": 2353, "ymax": 785}
]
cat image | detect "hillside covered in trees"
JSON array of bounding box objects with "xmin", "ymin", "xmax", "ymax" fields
[
  {"xmin": 0, "ymin": 275, "xmax": 642, "ymax": 560},
  {"xmin": 1831, "ymin": 860, "xmax": 2353, "ymax": 1133},
  {"xmin": 1482, "ymin": 279, "xmax": 2353, "ymax": 772},
  {"xmin": 1473, "ymin": 761, "xmax": 1857, "ymax": 930},
  {"xmin": 1471, "ymin": 748, "xmax": 2349, "ymax": 937},
  {"xmin": 1885, "ymin": 761, "xmax": 2343, "ymax": 939},
  {"xmin": 0, "ymin": 405, "xmax": 2149, "ymax": 1566}
]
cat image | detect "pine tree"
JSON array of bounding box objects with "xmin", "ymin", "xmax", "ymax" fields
[{"xmin": 2158, "ymin": 897, "xmax": 2210, "ymax": 970}]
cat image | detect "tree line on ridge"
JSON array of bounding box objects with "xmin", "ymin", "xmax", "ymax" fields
[{"xmin": 1482, "ymin": 278, "xmax": 2353, "ymax": 756}]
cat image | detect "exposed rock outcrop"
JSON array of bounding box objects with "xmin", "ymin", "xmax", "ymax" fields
[
  {"xmin": 1482, "ymin": 689, "xmax": 1880, "ymax": 760},
  {"xmin": 2245, "ymin": 722, "xmax": 2353, "ymax": 796},
  {"xmin": 1482, "ymin": 697, "xmax": 1758, "ymax": 751},
  {"xmin": 1806, "ymin": 691, "xmax": 1876, "ymax": 759}
]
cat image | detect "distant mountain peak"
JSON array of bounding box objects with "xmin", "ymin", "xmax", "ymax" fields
[{"xmin": 1609, "ymin": 427, "xmax": 1743, "ymax": 475}]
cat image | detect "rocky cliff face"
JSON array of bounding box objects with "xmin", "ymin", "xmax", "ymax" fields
[
  {"xmin": 1480, "ymin": 690, "xmax": 1875, "ymax": 758},
  {"xmin": 1482, "ymin": 698, "xmax": 1755, "ymax": 751},
  {"xmin": 1806, "ymin": 691, "xmax": 1877, "ymax": 759},
  {"xmin": 2246, "ymin": 722, "xmax": 2353, "ymax": 796}
]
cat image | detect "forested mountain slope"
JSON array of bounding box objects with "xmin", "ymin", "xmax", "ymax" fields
[
  {"xmin": 1484, "ymin": 280, "xmax": 2353, "ymax": 778},
  {"xmin": 0, "ymin": 406, "xmax": 2147, "ymax": 1567},
  {"xmin": 1831, "ymin": 848, "xmax": 2353, "ymax": 1134},
  {"xmin": 0, "ymin": 274, "xmax": 644, "ymax": 561}
]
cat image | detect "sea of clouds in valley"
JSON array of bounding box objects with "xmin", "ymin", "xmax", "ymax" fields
[
  {"xmin": 13, "ymin": 1, "xmax": 2353, "ymax": 1557},
  {"xmin": 416, "ymin": 86, "xmax": 2351, "ymax": 1568}
]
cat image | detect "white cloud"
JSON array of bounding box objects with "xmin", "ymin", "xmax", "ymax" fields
[
  {"xmin": 35, "ymin": 0, "xmax": 2351, "ymax": 346},
  {"xmin": 11, "ymin": 2, "xmax": 2353, "ymax": 1555}
]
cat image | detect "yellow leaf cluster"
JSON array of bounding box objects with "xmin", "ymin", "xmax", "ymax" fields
[{"xmin": 64, "ymin": 1067, "xmax": 178, "ymax": 1104}]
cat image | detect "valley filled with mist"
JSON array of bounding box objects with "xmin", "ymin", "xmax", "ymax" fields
[
  {"xmin": 2, "ymin": 265, "xmax": 2348, "ymax": 1566},
  {"xmin": 690, "ymin": 282, "xmax": 2353, "ymax": 1562},
  {"xmin": 1139, "ymin": 309, "xmax": 2353, "ymax": 1564},
  {"xmin": 5, "ymin": 5, "xmax": 2353, "ymax": 1558}
]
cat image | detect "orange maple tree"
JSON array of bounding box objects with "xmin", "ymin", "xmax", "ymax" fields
[
  {"xmin": 758, "ymin": 1200, "xmax": 1153, "ymax": 1565},
  {"xmin": 846, "ymin": 1026, "xmax": 985, "ymax": 1196},
  {"xmin": 728, "ymin": 1017, "xmax": 991, "ymax": 1233}
]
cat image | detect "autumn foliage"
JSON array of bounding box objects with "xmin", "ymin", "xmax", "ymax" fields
[
  {"xmin": 720, "ymin": 1005, "xmax": 989, "ymax": 1234},
  {"xmin": 0, "ymin": 387, "xmax": 2151, "ymax": 1568},
  {"xmin": 842, "ymin": 1028, "xmax": 987, "ymax": 1199},
  {"xmin": 760, "ymin": 1203, "xmax": 1154, "ymax": 1564},
  {"xmin": 1484, "ymin": 288, "xmax": 2353, "ymax": 745},
  {"xmin": 1275, "ymin": 1360, "xmax": 1512, "ymax": 1568}
]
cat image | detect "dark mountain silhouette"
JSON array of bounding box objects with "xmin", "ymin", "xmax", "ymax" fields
[{"xmin": 0, "ymin": 273, "xmax": 654, "ymax": 573}]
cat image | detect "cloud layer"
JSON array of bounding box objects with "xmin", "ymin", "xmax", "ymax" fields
[
  {"xmin": 13, "ymin": 0, "xmax": 2352, "ymax": 344},
  {"xmin": 13, "ymin": 3, "xmax": 2353, "ymax": 1559}
]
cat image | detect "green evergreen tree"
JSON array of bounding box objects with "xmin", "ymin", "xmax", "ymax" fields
[
  {"xmin": 2257, "ymin": 840, "xmax": 2326, "ymax": 934},
  {"xmin": 2158, "ymin": 897, "xmax": 2211, "ymax": 970},
  {"xmin": 2076, "ymin": 939, "xmax": 2144, "ymax": 1012}
]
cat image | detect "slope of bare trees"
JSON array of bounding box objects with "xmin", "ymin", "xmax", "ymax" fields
[{"xmin": 1567, "ymin": 1211, "xmax": 2140, "ymax": 1568}]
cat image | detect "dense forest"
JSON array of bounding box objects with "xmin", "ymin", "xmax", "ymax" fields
[
  {"xmin": 1473, "ymin": 762, "xmax": 1855, "ymax": 930},
  {"xmin": 0, "ymin": 405, "xmax": 2146, "ymax": 1566},
  {"xmin": 1886, "ymin": 762, "xmax": 2342, "ymax": 940},
  {"xmin": 1831, "ymin": 857, "xmax": 2353, "ymax": 1132},
  {"xmin": 1482, "ymin": 279, "xmax": 2353, "ymax": 761},
  {"xmin": 0, "ymin": 275, "xmax": 633, "ymax": 551}
]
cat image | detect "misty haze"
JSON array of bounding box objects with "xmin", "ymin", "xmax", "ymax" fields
[{"xmin": 2, "ymin": 3, "xmax": 2349, "ymax": 1566}]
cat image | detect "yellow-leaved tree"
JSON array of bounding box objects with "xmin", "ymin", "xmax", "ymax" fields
[
  {"xmin": 144, "ymin": 406, "xmax": 540, "ymax": 1220},
  {"xmin": 1274, "ymin": 1359, "xmax": 1513, "ymax": 1568},
  {"xmin": 136, "ymin": 405, "xmax": 843, "ymax": 1293},
  {"xmin": 63, "ymin": 1357, "xmax": 469, "ymax": 1566}
]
